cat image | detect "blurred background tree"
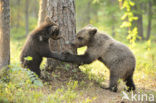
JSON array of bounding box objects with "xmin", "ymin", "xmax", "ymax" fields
[
  {"xmin": 10, "ymin": 0, "xmax": 156, "ymax": 41},
  {"xmin": 38, "ymin": 0, "xmax": 47, "ymax": 26},
  {"xmin": 10, "ymin": 0, "xmax": 39, "ymax": 39},
  {"xmin": 0, "ymin": 0, "xmax": 10, "ymax": 70}
]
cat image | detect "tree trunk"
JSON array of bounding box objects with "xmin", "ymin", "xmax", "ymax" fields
[
  {"xmin": 86, "ymin": 1, "xmax": 91, "ymax": 24},
  {"xmin": 33, "ymin": 0, "xmax": 39, "ymax": 18},
  {"xmin": 112, "ymin": 25, "xmax": 116, "ymax": 37},
  {"xmin": 146, "ymin": 0, "xmax": 152, "ymax": 40},
  {"xmin": 25, "ymin": 0, "xmax": 29, "ymax": 35},
  {"xmin": 38, "ymin": 0, "xmax": 47, "ymax": 26},
  {"xmin": 111, "ymin": 0, "xmax": 116, "ymax": 36},
  {"xmin": 137, "ymin": 14, "xmax": 144, "ymax": 40},
  {"xmin": 16, "ymin": 0, "xmax": 20, "ymax": 28},
  {"xmin": 0, "ymin": 0, "xmax": 10, "ymax": 70},
  {"xmin": 132, "ymin": 3, "xmax": 144, "ymax": 40},
  {"xmin": 44, "ymin": 0, "xmax": 83, "ymax": 80}
]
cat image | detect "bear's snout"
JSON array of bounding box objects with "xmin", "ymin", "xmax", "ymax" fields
[{"xmin": 71, "ymin": 43, "xmax": 76, "ymax": 47}]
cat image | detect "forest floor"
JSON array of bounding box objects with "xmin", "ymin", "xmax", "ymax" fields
[
  {"xmin": 41, "ymin": 65, "xmax": 156, "ymax": 103},
  {"xmin": 0, "ymin": 39, "xmax": 156, "ymax": 103}
]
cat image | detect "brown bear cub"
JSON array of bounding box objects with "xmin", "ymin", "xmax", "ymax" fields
[
  {"xmin": 20, "ymin": 17, "xmax": 61, "ymax": 77},
  {"xmin": 50, "ymin": 25, "xmax": 136, "ymax": 92}
]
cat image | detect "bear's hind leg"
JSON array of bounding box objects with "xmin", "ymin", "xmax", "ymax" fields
[
  {"xmin": 30, "ymin": 65, "xmax": 41, "ymax": 77},
  {"xmin": 109, "ymin": 71, "xmax": 119, "ymax": 92},
  {"xmin": 35, "ymin": 68, "xmax": 41, "ymax": 77},
  {"xmin": 124, "ymin": 74, "xmax": 135, "ymax": 92}
]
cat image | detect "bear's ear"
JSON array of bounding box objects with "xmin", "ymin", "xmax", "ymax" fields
[
  {"xmin": 45, "ymin": 16, "xmax": 51, "ymax": 23},
  {"xmin": 45, "ymin": 16, "xmax": 58, "ymax": 25},
  {"xmin": 87, "ymin": 24, "xmax": 94, "ymax": 27},
  {"xmin": 89, "ymin": 28, "xmax": 97, "ymax": 36},
  {"xmin": 49, "ymin": 25, "xmax": 59, "ymax": 34}
]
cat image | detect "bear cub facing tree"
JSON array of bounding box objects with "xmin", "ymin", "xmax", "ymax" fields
[
  {"xmin": 50, "ymin": 25, "xmax": 136, "ymax": 92},
  {"xmin": 20, "ymin": 17, "xmax": 61, "ymax": 77}
]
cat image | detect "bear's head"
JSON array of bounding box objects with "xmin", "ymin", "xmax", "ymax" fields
[
  {"xmin": 38, "ymin": 17, "xmax": 61, "ymax": 41},
  {"xmin": 45, "ymin": 17, "xmax": 60, "ymax": 40},
  {"xmin": 71, "ymin": 25, "xmax": 97, "ymax": 48}
]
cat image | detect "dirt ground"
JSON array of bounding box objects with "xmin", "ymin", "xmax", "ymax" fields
[
  {"xmin": 80, "ymin": 84, "xmax": 156, "ymax": 103},
  {"xmin": 43, "ymin": 78, "xmax": 156, "ymax": 103},
  {"xmin": 42, "ymin": 67, "xmax": 156, "ymax": 103}
]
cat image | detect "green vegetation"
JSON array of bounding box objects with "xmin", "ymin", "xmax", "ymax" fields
[
  {"xmin": 0, "ymin": 24, "xmax": 155, "ymax": 103},
  {"xmin": 0, "ymin": 0, "xmax": 156, "ymax": 102}
]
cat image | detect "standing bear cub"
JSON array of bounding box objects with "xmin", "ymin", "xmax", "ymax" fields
[
  {"xmin": 50, "ymin": 25, "xmax": 136, "ymax": 92},
  {"xmin": 20, "ymin": 17, "xmax": 61, "ymax": 77}
]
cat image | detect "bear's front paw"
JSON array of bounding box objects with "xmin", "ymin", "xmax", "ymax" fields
[
  {"xmin": 62, "ymin": 51, "xmax": 70, "ymax": 57},
  {"xmin": 60, "ymin": 51, "xmax": 71, "ymax": 60}
]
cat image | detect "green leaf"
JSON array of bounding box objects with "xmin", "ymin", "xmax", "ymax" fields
[
  {"xmin": 120, "ymin": 21, "xmax": 131, "ymax": 28},
  {"xmin": 92, "ymin": 0, "xmax": 99, "ymax": 4},
  {"xmin": 118, "ymin": 0, "xmax": 123, "ymax": 2},
  {"xmin": 24, "ymin": 56, "xmax": 33, "ymax": 61},
  {"xmin": 121, "ymin": 13, "xmax": 128, "ymax": 20},
  {"xmin": 33, "ymin": 80, "xmax": 43, "ymax": 87},
  {"xmin": 129, "ymin": 1, "xmax": 135, "ymax": 6}
]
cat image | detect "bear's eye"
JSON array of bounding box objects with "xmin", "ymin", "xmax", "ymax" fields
[{"xmin": 78, "ymin": 37, "xmax": 83, "ymax": 41}]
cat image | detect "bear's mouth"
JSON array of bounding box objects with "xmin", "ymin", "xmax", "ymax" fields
[
  {"xmin": 51, "ymin": 30, "xmax": 59, "ymax": 40},
  {"xmin": 78, "ymin": 44, "xmax": 85, "ymax": 48},
  {"xmin": 71, "ymin": 44, "xmax": 84, "ymax": 48},
  {"xmin": 52, "ymin": 35, "xmax": 65, "ymax": 40}
]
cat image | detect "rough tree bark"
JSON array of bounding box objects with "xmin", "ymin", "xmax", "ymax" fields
[
  {"xmin": 45, "ymin": 0, "xmax": 81, "ymax": 78},
  {"xmin": 46, "ymin": 0, "xmax": 76, "ymax": 67},
  {"xmin": 0, "ymin": 0, "xmax": 10, "ymax": 69},
  {"xmin": 146, "ymin": 0, "xmax": 152, "ymax": 40},
  {"xmin": 25, "ymin": 0, "xmax": 29, "ymax": 35},
  {"xmin": 38, "ymin": 0, "xmax": 47, "ymax": 26}
]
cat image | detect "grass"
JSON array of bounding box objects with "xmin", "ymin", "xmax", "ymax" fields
[{"xmin": 0, "ymin": 25, "xmax": 156, "ymax": 103}]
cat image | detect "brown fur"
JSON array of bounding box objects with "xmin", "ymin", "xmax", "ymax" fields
[
  {"xmin": 49, "ymin": 25, "xmax": 136, "ymax": 92},
  {"xmin": 20, "ymin": 17, "xmax": 61, "ymax": 77}
]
